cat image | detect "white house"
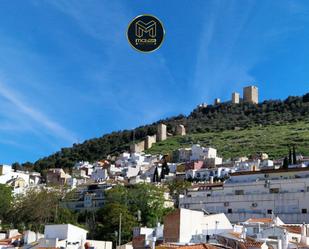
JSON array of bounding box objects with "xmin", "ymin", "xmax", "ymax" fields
[
  {"xmin": 0, "ymin": 165, "xmax": 41, "ymax": 195},
  {"xmin": 133, "ymin": 223, "xmax": 164, "ymax": 249},
  {"xmin": 260, "ymin": 224, "xmax": 309, "ymax": 249},
  {"xmin": 163, "ymin": 208, "xmax": 233, "ymax": 243},
  {"xmin": 190, "ymin": 145, "xmax": 218, "ymax": 161},
  {"xmin": 241, "ymin": 217, "xmax": 284, "ymax": 237},
  {"xmin": 91, "ymin": 166, "xmax": 108, "ymax": 181},
  {"xmin": 37, "ymin": 224, "xmax": 88, "ymax": 249},
  {"xmin": 186, "ymin": 167, "xmax": 233, "ymax": 181},
  {"xmin": 31, "ymin": 223, "xmax": 112, "ymax": 249}
]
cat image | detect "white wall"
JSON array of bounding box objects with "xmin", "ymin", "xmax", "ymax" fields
[
  {"xmin": 190, "ymin": 145, "xmax": 217, "ymax": 161},
  {"xmin": 0, "ymin": 164, "xmax": 12, "ymax": 175},
  {"xmin": 180, "ymin": 169, "xmax": 309, "ymax": 224},
  {"xmin": 91, "ymin": 168, "xmax": 108, "ymax": 181},
  {"xmin": 0, "ymin": 171, "xmax": 30, "ymax": 185},
  {"xmin": 86, "ymin": 240, "xmax": 112, "ymax": 249},
  {"xmin": 178, "ymin": 209, "xmax": 232, "ymax": 243},
  {"xmin": 44, "ymin": 224, "xmax": 88, "ymax": 248}
]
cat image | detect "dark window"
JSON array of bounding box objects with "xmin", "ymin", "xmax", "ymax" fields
[
  {"xmin": 269, "ymin": 236, "xmax": 278, "ymax": 239},
  {"xmin": 228, "ymin": 208, "xmax": 232, "ymax": 213},
  {"xmin": 235, "ymin": 190, "xmax": 244, "ymax": 195},
  {"xmin": 267, "ymin": 209, "xmax": 272, "ymax": 214},
  {"xmin": 269, "ymin": 188, "xmax": 279, "ymax": 193},
  {"xmin": 302, "ymin": 209, "xmax": 307, "ymax": 214}
]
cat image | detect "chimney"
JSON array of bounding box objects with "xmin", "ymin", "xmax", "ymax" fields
[
  {"xmin": 210, "ymin": 176, "xmax": 214, "ymax": 184},
  {"xmin": 277, "ymin": 239, "xmax": 282, "ymax": 249},
  {"xmin": 282, "ymin": 231, "xmax": 288, "ymax": 249},
  {"xmin": 301, "ymin": 223, "xmax": 307, "ymax": 244},
  {"xmin": 302, "ymin": 223, "xmax": 307, "ymax": 237},
  {"xmin": 241, "ymin": 227, "xmax": 247, "ymax": 240},
  {"xmin": 151, "ymin": 230, "xmax": 157, "ymax": 249}
]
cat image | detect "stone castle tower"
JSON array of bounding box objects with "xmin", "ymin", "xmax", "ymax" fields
[
  {"xmin": 232, "ymin": 92, "xmax": 240, "ymax": 104},
  {"xmin": 157, "ymin": 123, "xmax": 167, "ymax": 142},
  {"xmin": 243, "ymin": 86, "xmax": 258, "ymax": 104}
]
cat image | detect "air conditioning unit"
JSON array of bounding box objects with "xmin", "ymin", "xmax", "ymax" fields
[
  {"xmin": 252, "ymin": 203, "xmax": 258, "ymax": 207},
  {"xmin": 224, "ymin": 202, "xmax": 229, "ymax": 207}
]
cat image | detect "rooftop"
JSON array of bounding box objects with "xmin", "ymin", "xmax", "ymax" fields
[
  {"xmin": 156, "ymin": 243, "xmax": 225, "ymax": 249},
  {"xmin": 230, "ymin": 167, "xmax": 309, "ymax": 176},
  {"xmin": 245, "ymin": 218, "xmax": 273, "ymax": 224}
]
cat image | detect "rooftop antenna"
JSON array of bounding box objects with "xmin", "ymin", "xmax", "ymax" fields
[{"xmin": 202, "ymin": 208, "xmax": 210, "ymax": 215}]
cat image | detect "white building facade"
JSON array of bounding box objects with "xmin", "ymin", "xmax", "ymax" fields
[{"xmin": 179, "ymin": 167, "xmax": 309, "ymax": 224}]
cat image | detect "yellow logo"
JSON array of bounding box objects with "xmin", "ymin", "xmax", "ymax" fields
[{"xmin": 135, "ymin": 20, "xmax": 156, "ymax": 38}]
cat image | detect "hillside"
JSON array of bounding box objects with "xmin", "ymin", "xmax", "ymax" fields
[
  {"xmin": 146, "ymin": 121, "xmax": 309, "ymax": 160},
  {"xmin": 19, "ymin": 93, "xmax": 309, "ymax": 172}
]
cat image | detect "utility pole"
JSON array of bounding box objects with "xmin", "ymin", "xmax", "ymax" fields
[{"xmin": 118, "ymin": 213, "xmax": 122, "ymax": 247}]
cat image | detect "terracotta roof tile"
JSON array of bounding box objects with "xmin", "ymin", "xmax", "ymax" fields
[
  {"xmin": 281, "ymin": 225, "xmax": 301, "ymax": 234},
  {"xmin": 243, "ymin": 241, "xmax": 264, "ymax": 248},
  {"xmin": 228, "ymin": 231, "xmax": 242, "ymax": 239},
  {"xmin": 156, "ymin": 243, "xmax": 221, "ymax": 249},
  {"xmin": 245, "ymin": 218, "xmax": 273, "ymax": 223}
]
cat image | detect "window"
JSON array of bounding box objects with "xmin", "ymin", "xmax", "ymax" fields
[
  {"xmin": 267, "ymin": 209, "xmax": 272, "ymax": 214},
  {"xmin": 235, "ymin": 190, "xmax": 244, "ymax": 195},
  {"xmin": 228, "ymin": 208, "xmax": 232, "ymax": 213},
  {"xmin": 253, "ymin": 227, "xmax": 259, "ymax": 234},
  {"xmin": 302, "ymin": 208, "xmax": 307, "ymax": 214},
  {"xmin": 269, "ymin": 236, "xmax": 278, "ymax": 239},
  {"xmin": 307, "ymin": 186, "xmax": 309, "ymax": 192},
  {"xmin": 269, "ymin": 188, "xmax": 279, "ymax": 193}
]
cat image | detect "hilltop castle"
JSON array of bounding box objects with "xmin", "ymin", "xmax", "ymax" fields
[{"xmin": 199, "ymin": 85, "xmax": 259, "ymax": 108}]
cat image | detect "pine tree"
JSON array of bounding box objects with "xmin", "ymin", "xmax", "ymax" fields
[
  {"xmin": 152, "ymin": 166, "xmax": 160, "ymax": 182},
  {"xmin": 160, "ymin": 166, "xmax": 165, "ymax": 180},
  {"xmin": 288, "ymin": 147, "xmax": 292, "ymax": 165},
  {"xmin": 293, "ymin": 146, "xmax": 297, "ymax": 164},
  {"xmin": 283, "ymin": 157, "xmax": 289, "ymax": 169}
]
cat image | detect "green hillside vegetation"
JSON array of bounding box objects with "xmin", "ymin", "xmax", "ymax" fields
[
  {"xmin": 146, "ymin": 121, "xmax": 309, "ymax": 160},
  {"xmin": 14, "ymin": 93, "xmax": 309, "ymax": 171}
]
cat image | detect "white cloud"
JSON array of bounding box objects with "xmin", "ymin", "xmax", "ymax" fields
[{"xmin": 0, "ymin": 81, "xmax": 77, "ymax": 143}]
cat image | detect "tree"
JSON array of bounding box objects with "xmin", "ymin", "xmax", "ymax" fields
[
  {"xmin": 11, "ymin": 162, "xmax": 22, "ymax": 171},
  {"xmin": 160, "ymin": 156, "xmax": 170, "ymax": 180},
  {"xmin": 55, "ymin": 207, "xmax": 78, "ymax": 225},
  {"xmin": 9, "ymin": 188, "xmax": 76, "ymax": 232},
  {"xmin": 283, "ymin": 157, "xmax": 289, "ymax": 169},
  {"xmin": 167, "ymin": 179, "xmax": 191, "ymax": 207},
  {"xmin": 0, "ymin": 184, "xmax": 13, "ymax": 222},
  {"xmin": 96, "ymin": 203, "xmax": 137, "ymax": 244},
  {"xmin": 293, "ymin": 146, "xmax": 297, "ymax": 164},
  {"xmin": 128, "ymin": 183, "xmax": 167, "ymax": 227},
  {"xmin": 104, "ymin": 184, "xmax": 170, "ymax": 228},
  {"xmin": 289, "ymin": 147, "xmax": 292, "ymax": 165},
  {"xmin": 303, "ymin": 93, "xmax": 309, "ymax": 102}
]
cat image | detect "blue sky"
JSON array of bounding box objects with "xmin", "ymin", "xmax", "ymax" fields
[{"xmin": 0, "ymin": 0, "xmax": 309, "ymax": 163}]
